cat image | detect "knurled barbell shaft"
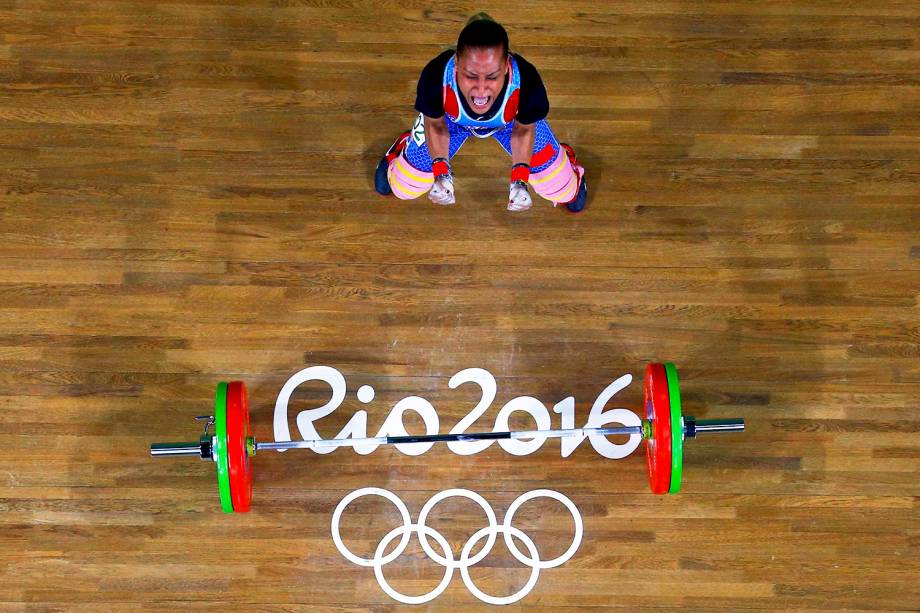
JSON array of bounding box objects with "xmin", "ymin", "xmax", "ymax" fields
[{"xmin": 253, "ymin": 425, "xmax": 646, "ymax": 453}]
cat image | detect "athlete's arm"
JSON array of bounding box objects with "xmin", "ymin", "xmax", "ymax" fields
[
  {"xmin": 424, "ymin": 115, "xmax": 455, "ymax": 205},
  {"xmin": 424, "ymin": 115, "xmax": 450, "ymax": 162},
  {"xmin": 510, "ymin": 120, "xmax": 535, "ymax": 168},
  {"xmin": 507, "ymin": 120, "xmax": 535, "ymax": 211}
]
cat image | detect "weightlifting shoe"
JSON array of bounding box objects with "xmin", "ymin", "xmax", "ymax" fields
[
  {"xmin": 375, "ymin": 131, "xmax": 410, "ymax": 196},
  {"xmin": 559, "ymin": 142, "xmax": 587, "ymax": 213}
]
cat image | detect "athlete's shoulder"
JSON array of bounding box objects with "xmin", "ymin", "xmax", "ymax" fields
[
  {"xmin": 415, "ymin": 49, "xmax": 454, "ymax": 119},
  {"xmin": 509, "ymin": 53, "xmax": 548, "ymax": 124},
  {"xmin": 511, "ymin": 53, "xmax": 542, "ymax": 78},
  {"xmin": 421, "ymin": 49, "xmax": 455, "ymax": 77}
]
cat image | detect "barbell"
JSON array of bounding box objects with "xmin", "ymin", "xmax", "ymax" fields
[{"xmin": 149, "ymin": 363, "xmax": 744, "ymax": 513}]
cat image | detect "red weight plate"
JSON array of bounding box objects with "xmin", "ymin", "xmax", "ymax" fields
[
  {"xmin": 226, "ymin": 380, "xmax": 253, "ymax": 512},
  {"xmin": 644, "ymin": 363, "xmax": 672, "ymax": 494}
]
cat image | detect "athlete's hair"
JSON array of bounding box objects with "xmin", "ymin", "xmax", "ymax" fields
[{"xmin": 457, "ymin": 15, "xmax": 509, "ymax": 57}]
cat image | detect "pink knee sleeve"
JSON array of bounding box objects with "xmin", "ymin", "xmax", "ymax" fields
[
  {"xmin": 529, "ymin": 149, "xmax": 582, "ymax": 205},
  {"xmin": 387, "ymin": 152, "xmax": 433, "ymax": 200}
]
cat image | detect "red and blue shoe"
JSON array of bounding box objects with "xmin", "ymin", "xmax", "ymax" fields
[
  {"xmin": 559, "ymin": 142, "xmax": 587, "ymax": 213},
  {"xmin": 375, "ymin": 131, "xmax": 411, "ymax": 196}
]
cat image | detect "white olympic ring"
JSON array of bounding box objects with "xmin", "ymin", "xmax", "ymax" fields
[{"xmin": 330, "ymin": 487, "xmax": 583, "ymax": 605}]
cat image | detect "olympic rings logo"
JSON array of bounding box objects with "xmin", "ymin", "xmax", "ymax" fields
[{"xmin": 331, "ymin": 487, "xmax": 583, "ymax": 605}]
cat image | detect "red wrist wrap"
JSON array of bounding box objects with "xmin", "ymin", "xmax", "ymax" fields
[
  {"xmin": 432, "ymin": 159, "xmax": 450, "ymax": 178},
  {"xmin": 510, "ymin": 165, "xmax": 530, "ymax": 183}
]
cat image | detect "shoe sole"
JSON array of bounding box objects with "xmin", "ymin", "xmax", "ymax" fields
[{"xmin": 374, "ymin": 157, "xmax": 393, "ymax": 197}]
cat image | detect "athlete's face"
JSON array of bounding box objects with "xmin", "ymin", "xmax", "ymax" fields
[{"xmin": 456, "ymin": 46, "xmax": 508, "ymax": 114}]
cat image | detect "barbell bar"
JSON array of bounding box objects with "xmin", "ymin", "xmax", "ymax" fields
[{"xmin": 150, "ymin": 363, "xmax": 744, "ymax": 513}]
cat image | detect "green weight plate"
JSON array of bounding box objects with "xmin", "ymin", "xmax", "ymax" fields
[
  {"xmin": 664, "ymin": 363, "xmax": 683, "ymax": 494},
  {"xmin": 214, "ymin": 382, "xmax": 233, "ymax": 513}
]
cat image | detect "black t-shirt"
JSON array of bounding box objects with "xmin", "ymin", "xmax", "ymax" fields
[{"xmin": 414, "ymin": 50, "xmax": 550, "ymax": 125}]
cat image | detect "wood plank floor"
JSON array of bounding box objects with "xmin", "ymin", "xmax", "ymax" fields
[{"xmin": 1, "ymin": 1, "xmax": 918, "ymax": 610}]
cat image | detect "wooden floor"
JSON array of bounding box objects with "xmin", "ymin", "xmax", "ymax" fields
[{"xmin": 1, "ymin": 1, "xmax": 918, "ymax": 610}]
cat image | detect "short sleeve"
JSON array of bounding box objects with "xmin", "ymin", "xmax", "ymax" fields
[
  {"xmin": 513, "ymin": 54, "xmax": 549, "ymax": 124},
  {"xmin": 413, "ymin": 50, "xmax": 453, "ymax": 119}
]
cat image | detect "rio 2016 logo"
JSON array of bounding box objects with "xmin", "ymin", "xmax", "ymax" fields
[{"xmin": 273, "ymin": 366, "xmax": 642, "ymax": 459}]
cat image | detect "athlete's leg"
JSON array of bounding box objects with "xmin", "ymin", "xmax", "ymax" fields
[
  {"xmin": 383, "ymin": 114, "xmax": 470, "ymax": 200},
  {"xmin": 493, "ymin": 119, "xmax": 586, "ymax": 211}
]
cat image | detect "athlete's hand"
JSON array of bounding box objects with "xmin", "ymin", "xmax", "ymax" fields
[
  {"xmin": 429, "ymin": 175, "xmax": 455, "ymax": 206},
  {"xmin": 507, "ymin": 180, "xmax": 533, "ymax": 212}
]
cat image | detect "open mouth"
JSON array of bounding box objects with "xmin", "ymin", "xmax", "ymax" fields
[{"xmin": 471, "ymin": 95, "xmax": 491, "ymax": 109}]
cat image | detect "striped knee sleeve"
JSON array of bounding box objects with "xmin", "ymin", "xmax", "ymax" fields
[
  {"xmin": 387, "ymin": 152, "xmax": 434, "ymax": 200},
  {"xmin": 529, "ymin": 148, "xmax": 582, "ymax": 205}
]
